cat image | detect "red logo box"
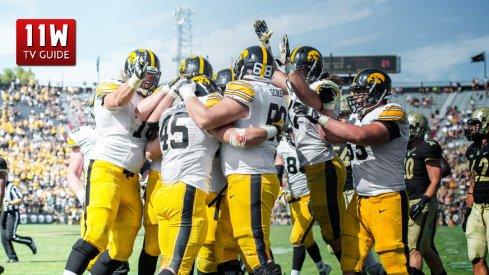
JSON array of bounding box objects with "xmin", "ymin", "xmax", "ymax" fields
[{"xmin": 16, "ymin": 19, "xmax": 76, "ymax": 66}]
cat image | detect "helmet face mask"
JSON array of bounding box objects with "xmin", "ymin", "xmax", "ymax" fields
[
  {"xmin": 408, "ymin": 113, "xmax": 429, "ymax": 141},
  {"xmin": 213, "ymin": 68, "xmax": 235, "ymax": 92},
  {"xmin": 234, "ymin": 45, "xmax": 274, "ymax": 80},
  {"xmin": 465, "ymin": 107, "xmax": 489, "ymax": 141},
  {"xmin": 124, "ymin": 49, "xmax": 161, "ymax": 97},
  {"xmin": 347, "ymin": 68, "xmax": 392, "ymax": 115}
]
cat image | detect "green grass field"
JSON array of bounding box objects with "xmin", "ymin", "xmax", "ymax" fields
[{"xmin": 2, "ymin": 224, "xmax": 472, "ymax": 274}]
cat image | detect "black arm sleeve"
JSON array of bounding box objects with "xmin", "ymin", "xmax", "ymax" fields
[
  {"xmin": 377, "ymin": 120, "xmax": 401, "ymax": 141},
  {"xmin": 275, "ymin": 165, "xmax": 285, "ymax": 187}
]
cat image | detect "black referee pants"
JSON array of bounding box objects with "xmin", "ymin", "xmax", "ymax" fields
[{"xmin": 1, "ymin": 210, "xmax": 33, "ymax": 260}]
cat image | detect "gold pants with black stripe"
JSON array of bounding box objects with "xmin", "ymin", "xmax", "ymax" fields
[
  {"xmin": 154, "ymin": 182, "xmax": 208, "ymax": 274},
  {"xmin": 226, "ymin": 173, "xmax": 280, "ymax": 270},
  {"xmin": 290, "ymin": 194, "xmax": 315, "ymax": 247},
  {"xmin": 341, "ymin": 191, "xmax": 410, "ymax": 274},
  {"xmin": 143, "ymin": 170, "xmax": 162, "ymax": 257},
  {"xmin": 83, "ymin": 160, "xmax": 142, "ymax": 261},
  {"xmin": 196, "ymin": 192, "xmax": 219, "ymax": 273},
  {"xmin": 303, "ymin": 155, "xmax": 346, "ymax": 244}
]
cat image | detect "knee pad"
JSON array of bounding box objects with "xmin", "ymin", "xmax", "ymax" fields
[
  {"xmin": 253, "ymin": 262, "xmax": 281, "ymax": 275},
  {"xmin": 72, "ymin": 239, "xmax": 100, "ymax": 259},
  {"xmin": 217, "ymin": 260, "xmax": 244, "ymax": 275}
]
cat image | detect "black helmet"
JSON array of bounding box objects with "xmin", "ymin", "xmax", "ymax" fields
[
  {"xmin": 213, "ymin": 68, "xmax": 235, "ymax": 92},
  {"xmin": 123, "ymin": 49, "xmax": 161, "ymax": 96},
  {"xmin": 234, "ymin": 45, "xmax": 274, "ymax": 80},
  {"xmin": 290, "ymin": 46, "xmax": 323, "ymax": 83},
  {"xmin": 179, "ymin": 56, "xmax": 213, "ymax": 78},
  {"xmin": 347, "ymin": 68, "xmax": 392, "ymax": 114}
]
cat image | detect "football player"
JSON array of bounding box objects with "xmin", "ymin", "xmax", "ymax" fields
[
  {"xmin": 64, "ymin": 49, "xmax": 160, "ymax": 275},
  {"xmin": 275, "ymin": 126, "xmax": 332, "ymax": 275},
  {"xmin": 135, "ymin": 55, "xmax": 213, "ymax": 275},
  {"xmin": 176, "ymin": 45, "xmax": 287, "ymax": 274},
  {"xmin": 145, "ymin": 75, "xmax": 279, "ymax": 274},
  {"xmin": 334, "ymin": 103, "xmax": 385, "ymax": 275},
  {"xmin": 66, "ymin": 98, "xmax": 130, "ymax": 275},
  {"xmin": 285, "ymin": 46, "xmax": 346, "ymax": 262},
  {"xmin": 213, "ymin": 68, "xmax": 235, "ymax": 93},
  {"xmin": 405, "ymin": 113, "xmax": 446, "ymax": 275},
  {"xmin": 293, "ymin": 68, "xmax": 410, "ymax": 274},
  {"xmin": 462, "ymin": 107, "xmax": 489, "ymax": 275}
]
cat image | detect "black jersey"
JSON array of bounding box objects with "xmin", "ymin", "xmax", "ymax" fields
[
  {"xmin": 334, "ymin": 144, "xmax": 353, "ymax": 191},
  {"xmin": 405, "ymin": 140, "xmax": 442, "ymax": 200},
  {"xmin": 466, "ymin": 141, "xmax": 489, "ymax": 203}
]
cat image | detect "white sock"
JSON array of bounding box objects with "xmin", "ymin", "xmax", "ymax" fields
[
  {"xmin": 363, "ymin": 251, "xmax": 379, "ymax": 269},
  {"xmin": 291, "ymin": 270, "xmax": 301, "ymax": 275}
]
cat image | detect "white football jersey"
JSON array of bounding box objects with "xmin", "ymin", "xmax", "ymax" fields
[
  {"xmin": 90, "ymin": 80, "xmax": 149, "ymax": 173},
  {"xmin": 159, "ymin": 96, "xmax": 220, "ymax": 193},
  {"xmin": 348, "ymin": 103, "xmax": 408, "ymax": 196},
  {"xmin": 276, "ymin": 139, "xmax": 309, "ymax": 198},
  {"xmin": 288, "ymin": 80, "xmax": 334, "ymax": 167},
  {"xmin": 221, "ymin": 78, "xmax": 287, "ymax": 176},
  {"xmin": 66, "ymin": 126, "xmax": 97, "ymax": 171}
]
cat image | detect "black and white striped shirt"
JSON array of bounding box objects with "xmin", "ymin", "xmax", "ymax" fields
[{"xmin": 3, "ymin": 182, "xmax": 22, "ymax": 212}]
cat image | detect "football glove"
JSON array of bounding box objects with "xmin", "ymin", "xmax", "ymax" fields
[
  {"xmin": 168, "ymin": 77, "xmax": 191, "ymax": 99},
  {"xmin": 462, "ymin": 207, "xmax": 472, "ymax": 232},
  {"xmin": 317, "ymin": 80, "xmax": 341, "ymax": 111},
  {"xmin": 409, "ymin": 195, "xmax": 430, "ymax": 220},
  {"xmin": 294, "ymin": 103, "xmax": 330, "ymax": 127},
  {"xmin": 278, "ymin": 189, "xmax": 291, "ymax": 207},
  {"xmin": 253, "ymin": 20, "xmax": 273, "ymax": 47},
  {"xmin": 133, "ymin": 50, "xmax": 148, "ymax": 80},
  {"xmin": 177, "ymin": 82, "xmax": 197, "ymax": 101},
  {"xmin": 278, "ymin": 34, "xmax": 290, "ymax": 66}
]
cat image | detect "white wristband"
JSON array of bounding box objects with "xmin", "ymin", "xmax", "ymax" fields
[
  {"xmin": 318, "ymin": 115, "xmax": 330, "ymax": 127},
  {"xmin": 262, "ymin": 126, "xmax": 278, "ymax": 139},
  {"xmin": 229, "ymin": 128, "xmax": 247, "ymax": 148},
  {"xmin": 127, "ymin": 75, "xmax": 143, "ymax": 90}
]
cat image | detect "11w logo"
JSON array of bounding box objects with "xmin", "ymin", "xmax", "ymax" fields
[{"xmin": 16, "ymin": 19, "xmax": 76, "ymax": 66}]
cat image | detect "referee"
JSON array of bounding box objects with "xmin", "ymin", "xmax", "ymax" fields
[{"xmin": 0, "ymin": 157, "xmax": 36, "ymax": 263}]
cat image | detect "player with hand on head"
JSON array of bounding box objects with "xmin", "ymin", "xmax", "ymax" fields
[
  {"xmin": 462, "ymin": 107, "xmax": 489, "ymax": 275},
  {"xmin": 405, "ymin": 113, "xmax": 446, "ymax": 275},
  {"xmin": 64, "ymin": 49, "xmax": 160, "ymax": 275}
]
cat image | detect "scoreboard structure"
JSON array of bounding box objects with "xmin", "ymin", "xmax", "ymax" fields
[{"xmin": 323, "ymin": 55, "xmax": 401, "ymax": 74}]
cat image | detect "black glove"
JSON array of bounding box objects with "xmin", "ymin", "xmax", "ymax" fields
[
  {"xmin": 277, "ymin": 34, "xmax": 290, "ymax": 66},
  {"xmin": 253, "ymin": 20, "xmax": 273, "ymax": 45},
  {"xmin": 294, "ymin": 103, "xmax": 321, "ymax": 124},
  {"xmin": 134, "ymin": 51, "xmax": 148, "ymax": 79},
  {"xmin": 409, "ymin": 195, "xmax": 430, "ymax": 220},
  {"xmin": 462, "ymin": 207, "xmax": 472, "ymax": 232}
]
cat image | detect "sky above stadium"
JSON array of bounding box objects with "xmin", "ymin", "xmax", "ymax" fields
[{"xmin": 0, "ymin": 0, "xmax": 488, "ymax": 87}]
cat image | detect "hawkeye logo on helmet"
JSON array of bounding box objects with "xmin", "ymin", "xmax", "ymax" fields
[
  {"xmin": 240, "ymin": 49, "xmax": 249, "ymax": 60},
  {"xmin": 307, "ymin": 50, "xmax": 320, "ymax": 62},
  {"xmin": 367, "ymin": 73, "xmax": 385, "ymax": 85},
  {"xmin": 192, "ymin": 75, "xmax": 211, "ymax": 85}
]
